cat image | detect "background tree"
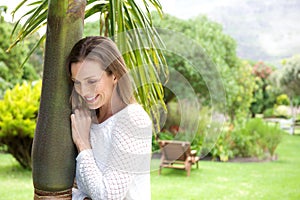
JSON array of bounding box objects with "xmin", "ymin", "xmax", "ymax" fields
[
  {"xmin": 0, "ymin": 20, "xmax": 36, "ymax": 97},
  {"xmin": 0, "ymin": 6, "xmax": 43, "ymax": 166},
  {"xmin": 272, "ymin": 54, "xmax": 300, "ymax": 133},
  {"xmin": 0, "ymin": 81, "xmax": 41, "ymax": 169},
  {"xmin": 10, "ymin": 0, "xmax": 166, "ymax": 199},
  {"xmin": 276, "ymin": 55, "xmax": 300, "ymax": 97},
  {"xmin": 0, "ymin": 8, "xmax": 43, "ymax": 98},
  {"xmin": 223, "ymin": 60, "xmax": 255, "ymax": 122},
  {"xmin": 152, "ymin": 14, "xmax": 239, "ymax": 103},
  {"xmin": 0, "ymin": 18, "xmax": 42, "ymax": 166},
  {"xmin": 250, "ymin": 61, "xmax": 278, "ymax": 117},
  {"xmin": 152, "ymin": 13, "xmax": 254, "ymax": 123}
]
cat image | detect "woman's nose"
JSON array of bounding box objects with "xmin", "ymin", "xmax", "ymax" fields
[
  {"xmin": 82, "ymin": 84, "xmax": 98, "ymax": 97},
  {"xmin": 79, "ymin": 83, "xmax": 90, "ymax": 96}
]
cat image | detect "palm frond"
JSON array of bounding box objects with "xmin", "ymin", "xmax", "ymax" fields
[
  {"xmin": 11, "ymin": 0, "xmax": 29, "ymax": 19},
  {"xmin": 8, "ymin": 0, "xmax": 47, "ymax": 52},
  {"xmin": 114, "ymin": 0, "xmax": 168, "ymax": 131},
  {"xmin": 9, "ymin": 0, "xmax": 168, "ymax": 132},
  {"xmin": 85, "ymin": 1, "xmax": 108, "ymax": 20},
  {"xmin": 20, "ymin": 34, "xmax": 46, "ymax": 68}
]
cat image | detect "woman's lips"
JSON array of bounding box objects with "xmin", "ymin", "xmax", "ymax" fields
[{"xmin": 85, "ymin": 95, "xmax": 99, "ymax": 104}]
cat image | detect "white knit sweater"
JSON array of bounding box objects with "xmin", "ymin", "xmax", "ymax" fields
[{"xmin": 72, "ymin": 104, "xmax": 152, "ymax": 200}]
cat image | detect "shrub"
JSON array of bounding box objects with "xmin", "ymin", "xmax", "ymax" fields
[
  {"xmin": 208, "ymin": 118, "xmax": 283, "ymax": 161},
  {"xmin": 192, "ymin": 106, "xmax": 211, "ymax": 153},
  {"xmin": 210, "ymin": 130, "xmax": 234, "ymax": 162},
  {"xmin": 152, "ymin": 131, "xmax": 174, "ymax": 152},
  {"xmin": 263, "ymin": 108, "xmax": 274, "ymax": 118},
  {"xmin": 276, "ymin": 94, "xmax": 290, "ymax": 106},
  {"xmin": 231, "ymin": 121, "xmax": 264, "ymax": 158},
  {"xmin": 0, "ymin": 80, "xmax": 41, "ymax": 169},
  {"xmin": 273, "ymin": 105, "xmax": 290, "ymax": 119},
  {"xmin": 231, "ymin": 118, "xmax": 283, "ymax": 158}
]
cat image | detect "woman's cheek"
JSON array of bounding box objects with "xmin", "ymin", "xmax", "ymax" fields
[{"xmin": 98, "ymin": 92, "xmax": 106, "ymax": 103}]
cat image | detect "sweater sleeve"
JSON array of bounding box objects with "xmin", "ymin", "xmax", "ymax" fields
[
  {"xmin": 74, "ymin": 105, "xmax": 152, "ymax": 200},
  {"xmin": 75, "ymin": 149, "xmax": 106, "ymax": 200}
]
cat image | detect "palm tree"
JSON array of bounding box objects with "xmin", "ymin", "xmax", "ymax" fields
[{"xmin": 10, "ymin": 0, "xmax": 166, "ymax": 199}]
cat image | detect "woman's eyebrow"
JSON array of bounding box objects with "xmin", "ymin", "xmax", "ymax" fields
[{"xmin": 83, "ymin": 76, "xmax": 98, "ymax": 80}]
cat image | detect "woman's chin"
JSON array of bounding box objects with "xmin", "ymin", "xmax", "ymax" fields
[{"xmin": 87, "ymin": 103, "xmax": 101, "ymax": 110}]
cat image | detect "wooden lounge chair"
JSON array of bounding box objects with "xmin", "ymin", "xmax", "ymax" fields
[{"xmin": 158, "ymin": 140, "xmax": 199, "ymax": 176}]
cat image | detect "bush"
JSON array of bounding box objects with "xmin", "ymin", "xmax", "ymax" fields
[
  {"xmin": 208, "ymin": 118, "xmax": 284, "ymax": 161},
  {"xmin": 231, "ymin": 118, "xmax": 283, "ymax": 158},
  {"xmin": 0, "ymin": 81, "xmax": 41, "ymax": 169},
  {"xmin": 210, "ymin": 130, "xmax": 234, "ymax": 162},
  {"xmin": 263, "ymin": 108, "xmax": 274, "ymax": 118},
  {"xmin": 231, "ymin": 121, "xmax": 264, "ymax": 158},
  {"xmin": 152, "ymin": 131, "xmax": 174, "ymax": 152},
  {"xmin": 273, "ymin": 105, "xmax": 290, "ymax": 119},
  {"xmin": 276, "ymin": 94, "xmax": 290, "ymax": 106}
]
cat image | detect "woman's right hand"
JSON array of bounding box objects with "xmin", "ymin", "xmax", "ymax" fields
[{"xmin": 71, "ymin": 109, "xmax": 92, "ymax": 152}]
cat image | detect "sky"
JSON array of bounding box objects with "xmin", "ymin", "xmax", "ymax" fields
[
  {"xmin": 159, "ymin": 0, "xmax": 300, "ymax": 63},
  {"xmin": 2, "ymin": 0, "xmax": 37, "ymax": 22},
  {"xmin": 2, "ymin": 0, "xmax": 300, "ymax": 64}
]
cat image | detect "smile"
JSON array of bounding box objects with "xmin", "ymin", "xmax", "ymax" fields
[{"xmin": 85, "ymin": 95, "xmax": 99, "ymax": 104}]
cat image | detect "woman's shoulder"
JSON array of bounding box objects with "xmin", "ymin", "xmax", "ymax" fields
[
  {"xmin": 126, "ymin": 103, "xmax": 147, "ymax": 115},
  {"xmin": 127, "ymin": 103, "xmax": 151, "ymax": 121},
  {"xmin": 116, "ymin": 103, "xmax": 152, "ymax": 128}
]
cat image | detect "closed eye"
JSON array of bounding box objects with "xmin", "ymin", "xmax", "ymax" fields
[
  {"xmin": 87, "ymin": 79, "xmax": 100, "ymax": 84},
  {"xmin": 73, "ymin": 80, "xmax": 81, "ymax": 85}
]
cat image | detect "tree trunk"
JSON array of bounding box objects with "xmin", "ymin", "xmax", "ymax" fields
[{"xmin": 32, "ymin": 0, "xmax": 86, "ymax": 199}]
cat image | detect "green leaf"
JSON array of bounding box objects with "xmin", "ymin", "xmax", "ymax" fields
[{"xmin": 9, "ymin": 0, "xmax": 168, "ymax": 133}]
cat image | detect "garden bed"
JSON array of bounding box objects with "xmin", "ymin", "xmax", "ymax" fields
[
  {"xmin": 200, "ymin": 154, "xmax": 278, "ymax": 163},
  {"xmin": 228, "ymin": 154, "xmax": 278, "ymax": 163}
]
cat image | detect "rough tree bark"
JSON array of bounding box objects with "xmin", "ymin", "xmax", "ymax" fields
[{"xmin": 32, "ymin": 0, "xmax": 86, "ymax": 199}]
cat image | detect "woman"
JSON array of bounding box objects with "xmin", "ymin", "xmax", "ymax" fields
[{"xmin": 67, "ymin": 36, "xmax": 152, "ymax": 200}]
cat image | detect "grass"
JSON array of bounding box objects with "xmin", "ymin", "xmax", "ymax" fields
[
  {"xmin": 0, "ymin": 133, "xmax": 299, "ymax": 199},
  {"xmin": 151, "ymin": 133, "xmax": 300, "ymax": 200},
  {"xmin": 0, "ymin": 152, "xmax": 33, "ymax": 199}
]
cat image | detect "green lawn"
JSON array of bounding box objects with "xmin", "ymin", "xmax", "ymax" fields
[
  {"xmin": 0, "ymin": 152, "xmax": 33, "ymax": 199},
  {"xmin": 151, "ymin": 133, "xmax": 300, "ymax": 200},
  {"xmin": 0, "ymin": 133, "xmax": 299, "ymax": 199}
]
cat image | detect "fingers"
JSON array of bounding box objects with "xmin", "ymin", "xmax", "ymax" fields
[
  {"xmin": 71, "ymin": 113, "xmax": 75, "ymax": 121},
  {"xmin": 81, "ymin": 108, "xmax": 90, "ymax": 118},
  {"xmin": 70, "ymin": 114, "xmax": 78, "ymax": 133},
  {"xmin": 72, "ymin": 108, "xmax": 91, "ymax": 119},
  {"xmin": 70, "ymin": 109, "xmax": 92, "ymax": 134},
  {"xmin": 70, "ymin": 109, "xmax": 92, "ymax": 152},
  {"xmin": 70, "ymin": 114, "xmax": 77, "ymax": 131},
  {"xmin": 74, "ymin": 109, "xmax": 80, "ymax": 117}
]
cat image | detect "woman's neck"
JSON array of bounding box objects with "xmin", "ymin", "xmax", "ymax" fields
[
  {"xmin": 97, "ymin": 110, "xmax": 112, "ymax": 123},
  {"xmin": 97, "ymin": 95, "xmax": 127, "ymax": 123}
]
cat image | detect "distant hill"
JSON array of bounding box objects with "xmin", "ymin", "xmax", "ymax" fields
[{"xmin": 204, "ymin": 0, "xmax": 300, "ymax": 66}]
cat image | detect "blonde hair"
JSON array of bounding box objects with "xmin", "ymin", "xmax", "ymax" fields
[{"xmin": 66, "ymin": 36, "xmax": 135, "ymax": 110}]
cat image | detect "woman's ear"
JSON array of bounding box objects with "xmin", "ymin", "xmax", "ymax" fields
[{"xmin": 113, "ymin": 75, "xmax": 118, "ymax": 84}]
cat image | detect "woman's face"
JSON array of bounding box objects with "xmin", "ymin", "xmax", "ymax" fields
[{"xmin": 71, "ymin": 60, "xmax": 116, "ymax": 110}]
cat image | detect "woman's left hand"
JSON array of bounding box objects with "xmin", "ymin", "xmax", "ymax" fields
[{"xmin": 71, "ymin": 108, "xmax": 92, "ymax": 152}]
